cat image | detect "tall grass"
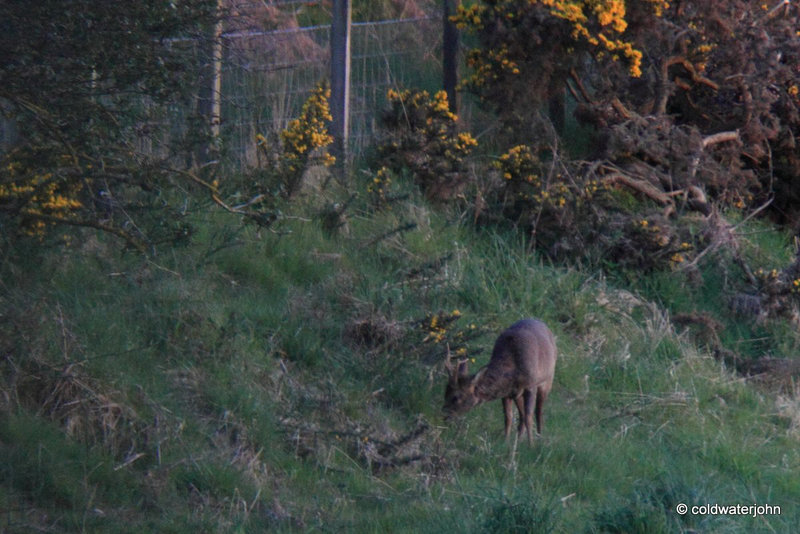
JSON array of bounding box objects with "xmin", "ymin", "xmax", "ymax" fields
[{"xmin": 2, "ymin": 189, "xmax": 799, "ymax": 532}]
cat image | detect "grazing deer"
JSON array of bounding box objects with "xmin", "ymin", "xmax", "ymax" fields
[{"xmin": 443, "ymin": 318, "xmax": 557, "ymax": 442}]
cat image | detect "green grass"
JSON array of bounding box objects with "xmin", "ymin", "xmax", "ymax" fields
[{"xmin": 2, "ymin": 187, "xmax": 800, "ymax": 532}]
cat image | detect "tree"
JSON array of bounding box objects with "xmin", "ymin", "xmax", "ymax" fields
[{"xmin": 0, "ymin": 0, "xmax": 221, "ymax": 251}]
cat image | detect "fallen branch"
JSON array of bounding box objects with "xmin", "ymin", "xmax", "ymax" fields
[
  {"xmin": 761, "ymin": 0, "xmax": 791, "ymax": 21},
  {"xmin": 666, "ymin": 57, "xmax": 720, "ymax": 91},
  {"xmin": 569, "ymin": 68, "xmax": 595, "ymax": 105},
  {"xmin": 611, "ymin": 98, "xmax": 635, "ymax": 120},
  {"xmin": 602, "ymin": 171, "xmax": 674, "ymax": 206},
  {"xmin": 680, "ymin": 197, "xmax": 773, "ymax": 271},
  {"xmin": 173, "ymin": 166, "xmax": 279, "ymax": 228},
  {"xmin": 702, "ymin": 130, "xmax": 739, "ymax": 148}
]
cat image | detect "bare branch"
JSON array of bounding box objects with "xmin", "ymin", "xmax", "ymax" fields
[
  {"xmin": 702, "ymin": 130, "xmax": 739, "ymax": 149},
  {"xmin": 24, "ymin": 213, "xmax": 148, "ymax": 253},
  {"xmin": 601, "ymin": 169, "xmax": 674, "ymax": 207},
  {"xmin": 666, "ymin": 56, "xmax": 720, "ymax": 91}
]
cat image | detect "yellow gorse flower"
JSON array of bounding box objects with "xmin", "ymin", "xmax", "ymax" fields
[
  {"xmin": 278, "ymin": 82, "xmax": 335, "ymax": 168},
  {"xmin": 0, "ymin": 166, "xmax": 84, "ymax": 236},
  {"xmin": 455, "ymin": 0, "xmax": 669, "ymax": 80}
]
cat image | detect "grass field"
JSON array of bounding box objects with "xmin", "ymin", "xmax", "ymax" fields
[{"xmin": 2, "ymin": 178, "xmax": 799, "ymax": 532}]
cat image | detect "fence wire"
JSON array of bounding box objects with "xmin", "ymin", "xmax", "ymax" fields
[
  {"xmin": 221, "ymin": 16, "xmax": 441, "ymax": 167},
  {"xmin": 0, "ymin": 16, "xmax": 443, "ymax": 170}
]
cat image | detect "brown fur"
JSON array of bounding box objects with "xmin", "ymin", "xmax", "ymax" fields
[{"xmin": 443, "ymin": 319, "xmax": 557, "ymax": 442}]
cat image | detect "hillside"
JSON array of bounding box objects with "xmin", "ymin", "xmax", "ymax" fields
[
  {"xmin": 2, "ymin": 181, "xmax": 799, "ymax": 532},
  {"xmin": 4, "ymin": 0, "xmax": 800, "ymax": 531}
]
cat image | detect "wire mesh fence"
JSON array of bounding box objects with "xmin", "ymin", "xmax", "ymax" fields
[
  {"xmin": 221, "ymin": 15, "xmax": 442, "ymax": 168},
  {"xmin": 0, "ymin": 15, "xmax": 444, "ymax": 170}
]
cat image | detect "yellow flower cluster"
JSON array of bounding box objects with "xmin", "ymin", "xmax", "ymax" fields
[
  {"xmin": 0, "ymin": 165, "xmax": 83, "ymax": 236},
  {"xmin": 584, "ymin": 179, "xmax": 601, "ymax": 196},
  {"xmin": 535, "ymin": 181, "xmax": 570, "ymax": 208},
  {"xmin": 755, "ymin": 268, "xmax": 779, "ymax": 279},
  {"xmin": 456, "ymin": 0, "xmax": 669, "ymax": 79},
  {"xmin": 646, "ymin": 0, "xmax": 670, "ymax": 17},
  {"xmin": 385, "ymin": 87, "xmax": 478, "ymax": 169},
  {"xmin": 633, "ymin": 217, "xmax": 697, "ymax": 268},
  {"xmin": 422, "ymin": 309, "xmax": 463, "ymax": 344},
  {"xmin": 635, "ymin": 218, "xmax": 668, "ymax": 245},
  {"xmin": 670, "ymin": 253, "xmax": 685, "ymax": 265},
  {"xmin": 496, "ymin": 145, "xmax": 540, "ymax": 185},
  {"xmin": 456, "ymin": 132, "xmax": 479, "ymax": 151},
  {"xmin": 755, "ymin": 268, "xmax": 781, "ymax": 283},
  {"xmin": 593, "ymin": 0, "xmax": 628, "ymax": 32},
  {"xmin": 388, "ymin": 88, "xmax": 460, "ymax": 125},
  {"xmin": 278, "ymin": 82, "xmax": 336, "ymax": 173},
  {"xmin": 367, "ymin": 166, "xmax": 393, "ymax": 209},
  {"xmin": 752, "ymin": 268, "xmax": 800, "ymax": 296},
  {"xmin": 495, "ymin": 145, "xmax": 576, "ymax": 210},
  {"xmin": 453, "ymin": 4, "xmax": 485, "ymax": 30}
]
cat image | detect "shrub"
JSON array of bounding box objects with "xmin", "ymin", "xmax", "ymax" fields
[
  {"xmin": 255, "ymin": 81, "xmax": 336, "ymax": 199},
  {"xmin": 378, "ymin": 88, "xmax": 477, "ymax": 201}
]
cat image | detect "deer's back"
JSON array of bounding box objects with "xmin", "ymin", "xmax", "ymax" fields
[{"xmin": 482, "ymin": 319, "xmax": 556, "ymax": 396}]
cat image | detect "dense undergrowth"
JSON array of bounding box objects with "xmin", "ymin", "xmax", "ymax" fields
[{"xmin": 2, "ymin": 174, "xmax": 800, "ymax": 532}]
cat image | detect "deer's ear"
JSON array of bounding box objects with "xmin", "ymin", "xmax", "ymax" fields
[
  {"xmin": 444, "ymin": 344, "xmax": 455, "ymax": 373},
  {"xmin": 456, "ymin": 359, "xmax": 469, "ymax": 378}
]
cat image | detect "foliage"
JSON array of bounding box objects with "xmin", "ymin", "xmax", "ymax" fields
[
  {"xmin": 457, "ymin": 0, "xmax": 800, "ymax": 226},
  {"xmin": 496, "ymin": 144, "xmax": 579, "ymax": 212},
  {"xmin": 453, "ymin": 0, "xmax": 668, "ymax": 134},
  {"xmin": 3, "ymin": 2, "xmax": 800, "ymax": 531},
  {"xmin": 0, "ymin": 164, "xmax": 84, "ymax": 237},
  {"xmin": 378, "ymin": 88, "xmax": 477, "ymax": 201},
  {"xmin": 255, "ymin": 82, "xmax": 336, "ymax": 198},
  {"xmin": 366, "ymin": 166, "xmax": 396, "ymax": 210},
  {"xmin": 604, "ymin": 0, "xmax": 800, "ymax": 215},
  {"xmin": 0, "ymin": 0, "xmax": 221, "ymax": 251}
]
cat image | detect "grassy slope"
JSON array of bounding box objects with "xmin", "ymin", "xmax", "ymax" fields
[{"xmin": 2, "ymin": 187, "xmax": 799, "ymax": 532}]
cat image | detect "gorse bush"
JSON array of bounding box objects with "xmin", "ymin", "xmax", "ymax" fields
[
  {"xmin": 452, "ymin": 0, "xmax": 670, "ymax": 129},
  {"xmin": 378, "ymin": 88, "xmax": 477, "ymax": 201},
  {"xmin": 0, "ymin": 164, "xmax": 84, "ymax": 237},
  {"xmin": 255, "ymin": 81, "xmax": 336, "ymax": 199}
]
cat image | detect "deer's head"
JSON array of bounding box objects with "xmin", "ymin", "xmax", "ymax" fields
[{"xmin": 443, "ymin": 348, "xmax": 480, "ymax": 420}]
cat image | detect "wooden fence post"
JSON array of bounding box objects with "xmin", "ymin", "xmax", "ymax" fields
[
  {"xmin": 443, "ymin": 0, "xmax": 460, "ymax": 114},
  {"xmin": 330, "ymin": 0, "xmax": 351, "ymax": 180},
  {"xmin": 194, "ymin": 0, "xmax": 223, "ymax": 166},
  {"xmin": 210, "ymin": 0, "xmax": 223, "ymax": 141}
]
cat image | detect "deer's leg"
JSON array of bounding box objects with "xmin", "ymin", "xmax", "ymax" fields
[
  {"xmin": 521, "ymin": 389, "xmax": 535, "ymax": 443},
  {"xmin": 513, "ymin": 395, "xmax": 525, "ymax": 436},
  {"xmin": 503, "ymin": 397, "xmax": 514, "ymax": 439},
  {"xmin": 535, "ymin": 386, "xmax": 549, "ymax": 436}
]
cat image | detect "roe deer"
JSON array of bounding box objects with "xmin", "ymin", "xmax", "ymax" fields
[{"xmin": 443, "ymin": 318, "xmax": 557, "ymax": 442}]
